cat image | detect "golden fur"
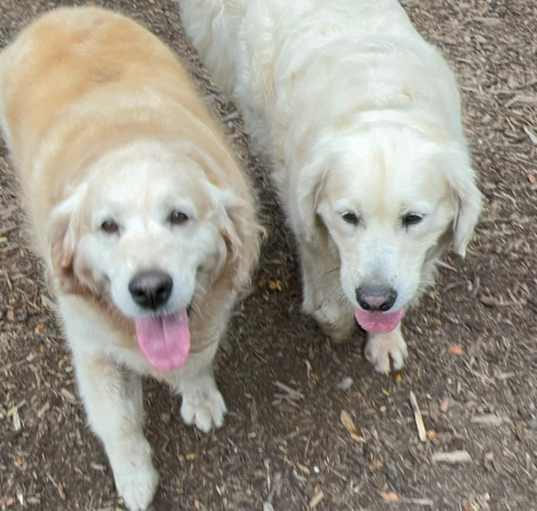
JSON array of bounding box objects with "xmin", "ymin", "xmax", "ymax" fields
[{"xmin": 0, "ymin": 7, "xmax": 261, "ymax": 510}]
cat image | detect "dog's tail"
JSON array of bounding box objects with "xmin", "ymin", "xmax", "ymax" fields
[{"xmin": 179, "ymin": 0, "xmax": 245, "ymax": 97}]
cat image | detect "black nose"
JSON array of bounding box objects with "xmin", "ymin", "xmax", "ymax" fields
[
  {"xmin": 129, "ymin": 270, "xmax": 173, "ymax": 310},
  {"xmin": 356, "ymin": 286, "xmax": 397, "ymax": 312}
]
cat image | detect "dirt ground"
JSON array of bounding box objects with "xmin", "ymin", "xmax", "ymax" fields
[{"xmin": 1, "ymin": 0, "xmax": 536, "ymax": 510}]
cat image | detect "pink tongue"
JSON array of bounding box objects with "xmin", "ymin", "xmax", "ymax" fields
[
  {"xmin": 134, "ymin": 310, "xmax": 191, "ymax": 371},
  {"xmin": 354, "ymin": 308, "xmax": 404, "ymax": 333}
]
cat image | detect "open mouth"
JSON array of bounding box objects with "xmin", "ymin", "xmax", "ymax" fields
[
  {"xmin": 134, "ymin": 308, "xmax": 191, "ymax": 372},
  {"xmin": 354, "ymin": 308, "xmax": 405, "ymax": 333}
]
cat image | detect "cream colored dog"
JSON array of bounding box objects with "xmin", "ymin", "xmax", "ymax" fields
[
  {"xmin": 0, "ymin": 7, "xmax": 261, "ymax": 510},
  {"xmin": 181, "ymin": 0, "xmax": 482, "ymax": 373}
]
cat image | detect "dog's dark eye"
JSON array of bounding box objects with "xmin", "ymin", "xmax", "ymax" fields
[
  {"xmin": 402, "ymin": 213, "xmax": 424, "ymax": 228},
  {"xmin": 101, "ymin": 219, "xmax": 119, "ymax": 234},
  {"xmin": 169, "ymin": 210, "xmax": 189, "ymax": 226},
  {"xmin": 342, "ymin": 211, "xmax": 360, "ymax": 226}
]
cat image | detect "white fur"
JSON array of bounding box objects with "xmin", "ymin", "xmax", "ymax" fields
[
  {"xmin": 52, "ymin": 146, "xmax": 236, "ymax": 507},
  {"xmin": 181, "ymin": 0, "xmax": 482, "ymax": 371}
]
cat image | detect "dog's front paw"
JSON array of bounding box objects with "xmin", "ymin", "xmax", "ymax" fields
[
  {"xmin": 181, "ymin": 381, "xmax": 227, "ymax": 433},
  {"xmin": 110, "ymin": 441, "xmax": 159, "ymax": 511},
  {"xmin": 116, "ymin": 466, "xmax": 159, "ymax": 511},
  {"xmin": 365, "ymin": 329, "xmax": 408, "ymax": 374}
]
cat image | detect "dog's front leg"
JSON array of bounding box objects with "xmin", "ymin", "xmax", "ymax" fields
[
  {"xmin": 299, "ymin": 243, "xmax": 355, "ymax": 342},
  {"xmin": 167, "ymin": 342, "xmax": 227, "ymax": 433},
  {"xmin": 166, "ymin": 287, "xmax": 236, "ymax": 432},
  {"xmin": 365, "ymin": 324, "xmax": 408, "ymax": 374},
  {"xmin": 73, "ymin": 352, "xmax": 158, "ymax": 511}
]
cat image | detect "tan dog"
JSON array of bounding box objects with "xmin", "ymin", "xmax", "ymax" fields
[
  {"xmin": 181, "ymin": 0, "xmax": 482, "ymax": 373},
  {"xmin": 0, "ymin": 7, "xmax": 261, "ymax": 510}
]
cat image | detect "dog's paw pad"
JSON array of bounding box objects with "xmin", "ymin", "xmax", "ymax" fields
[
  {"xmin": 365, "ymin": 333, "xmax": 408, "ymax": 374},
  {"xmin": 181, "ymin": 385, "xmax": 227, "ymax": 433},
  {"xmin": 115, "ymin": 461, "xmax": 159, "ymax": 511}
]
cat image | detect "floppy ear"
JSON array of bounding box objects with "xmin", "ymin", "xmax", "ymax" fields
[
  {"xmin": 295, "ymin": 161, "xmax": 328, "ymax": 244},
  {"xmin": 450, "ymin": 171, "xmax": 482, "ymax": 257},
  {"xmin": 47, "ymin": 185, "xmax": 86, "ymax": 293},
  {"xmin": 444, "ymin": 152, "xmax": 483, "ymax": 257},
  {"xmin": 210, "ymin": 184, "xmax": 263, "ymax": 292}
]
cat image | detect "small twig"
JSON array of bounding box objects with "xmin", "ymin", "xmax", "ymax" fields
[
  {"xmin": 274, "ymin": 381, "xmax": 304, "ymax": 400},
  {"xmin": 471, "ymin": 414, "xmax": 510, "ymax": 426},
  {"xmin": 46, "ymin": 473, "xmax": 66, "ymax": 500},
  {"xmin": 437, "ymin": 260, "xmax": 458, "ymax": 272},
  {"xmin": 7, "ymin": 400, "xmax": 25, "ymax": 432},
  {"xmin": 432, "ymin": 450, "xmax": 472, "ymax": 464},
  {"xmin": 409, "ymin": 391, "xmax": 427, "ymax": 442},
  {"xmin": 480, "ymin": 295, "xmax": 520, "ymax": 308},
  {"xmin": 495, "ymin": 372, "xmax": 515, "ymax": 381},
  {"xmin": 401, "ymin": 498, "xmax": 434, "ymax": 507}
]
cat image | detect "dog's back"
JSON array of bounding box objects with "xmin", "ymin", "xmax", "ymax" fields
[
  {"xmin": 0, "ymin": 7, "xmax": 250, "ymax": 259},
  {"xmin": 0, "ymin": 7, "xmax": 212, "ymax": 177},
  {"xmin": 180, "ymin": 0, "xmax": 247, "ymax": 97}
]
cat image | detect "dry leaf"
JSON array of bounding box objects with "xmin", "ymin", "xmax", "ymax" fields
[
  {"xmin": 369, "ymin": 459, "xmax": 384, "ymax": 471},
  {"xmin": 309, "ymin": 489, "xmax": 324, "ymax": 509},
  {"xmin": 268, "ymin": 280, "xmax": 283, "ymax": 291},
  {"xmin": 34, "ymin": 323, "xmax": 46, "ymax": 335},
  {"xmin": 427, "ymin": 430, "xmax": 438, "ymax": 441},
  {"xmin": 448, "ymin": 344, "xmax": 464, "ymax": 355},
  {"xmin": 340, "ymin": 410, "xmax": 363, "ymax": 442},
  {"xmin": 440, "ymin": 398, "xmax": 449, "ymax": 413},
  {"xmin": 381, "ymin": 491, "xmax": 401, "ymax": 503}
]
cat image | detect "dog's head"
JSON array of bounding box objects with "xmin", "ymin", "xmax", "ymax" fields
[
  {"xmin": 48, "ymin": 142, "xmax": 260, "ymax": 370},
  {"xmin": 298, "ymin": 125, "xmax": 481, "ymax": 333}
]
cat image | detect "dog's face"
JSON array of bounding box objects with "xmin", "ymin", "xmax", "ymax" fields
[
  {"xmin": 308, "ymin": 127, "xmax": 481, "ymax": 332},
  {"xmin": 79, "ymin": 156, "xmax": 223, "ymax": 319},
  {"xmin": 49, "ymin": 144, "xmax": 257, "ymax": 370}
]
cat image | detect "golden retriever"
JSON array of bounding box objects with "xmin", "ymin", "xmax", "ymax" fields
[
  {"xmin": 181, "ymin": 0, "xmax": 482, "ymax": 373},
  {"xmin": 0, "ymin": 7, "xmax": 261, "ymax": 510}
]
